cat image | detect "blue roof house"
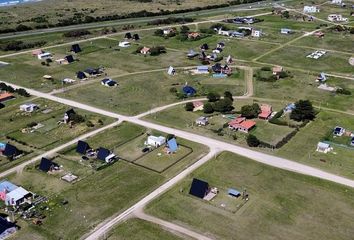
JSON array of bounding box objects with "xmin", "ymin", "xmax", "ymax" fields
[
  {"xmin": 167, "ymin": 138, "xmax": 178, "ymax": 153},
  {"xmin": 228, "ymin": 188, "xmax": 241, "ymax": 197},
  {"xmin": 182, "ymin": 86, "xmax": 196, "ymax": 96}
]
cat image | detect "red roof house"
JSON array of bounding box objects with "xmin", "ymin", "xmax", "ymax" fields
[
  {"xmin": 192, "ymin": 101, "xmax": 204, "ymax": 112},
  {"xmin": 0, "ymin": 92, "xmax": 15, "ymax": 103},
  {"xmin": 258, "ymin": 104, "xmax": 272, "ymax": 120},
  {"xmin": 188, "ymin": 32, "xmax": 201, "ymax": 39},
  {"xmin": 228, "ymin": 117, "xmax": 256, "ymax": 133},
  {"xmin": 140, "ymin": 47, "xmax": 151, "ymax": 55}
]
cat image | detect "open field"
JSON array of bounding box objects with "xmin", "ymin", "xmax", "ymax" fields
[
  {"xmin": 146, "ymin": 151, "xmax": 354, "ymax": 240},
  {"xmin": 106, "ymin": 218, "xmax": 184, "ymax": 240}
]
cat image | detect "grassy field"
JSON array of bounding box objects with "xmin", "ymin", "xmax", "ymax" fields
[
  {"xmin": 106, "ymin": 218, "xmax": 184, "ymax": 240},
  {"xmin": 276, "ymin": 111, "xmax": 354, "ymax": 179},
  {"xmin": 146, "ymin": 151, "xmax": 354, "ymax": 240}
]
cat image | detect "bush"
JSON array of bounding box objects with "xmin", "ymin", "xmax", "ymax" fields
[
  {"xmin": 185, "ymin": 102, "xmax": 194, "ymax": 111},
  {"xmin": 241, "ymin": 103, "xmax": 260, "ymax": 119},
  {"xmin": 63, "ymin": 30, "xmax": 91, "ymax": 38},
  {"xmin": 86, "ymin": 121, "xmax": 94, "ymax": 127},
  {"xmin": 169, "ymin": 87, "xmax": 177, "ymax": 93},
  {"xmin": 27, "ymin": 122, "xmax": 38, "ymax": 128},
  {"xmin": 203, "ymin": 103, "xmax": 214, "ymax": 114},
  {"xmin": 207, "ymin": 92, "xmax": 220, "ymax": 102},
  {"xmin": 290, "ymin": 100, "xmax": 315, "ymax": 122},
  {"xmin": 336, "ymin": 88, "xmax": 351, "ymax": 95},
  {"xmin": 247, "ymin": 134, "xmax": 260, "ymax": 147},
  {"xmin": 213, "ymin": 98, "xmax": 233, "ymax": 113},
  {"xmin": 260, "ymin": 66, "xmax": 271, "ymax": 71},
  {"xmin": 150, "ymin": 46, "xmax": 166, "ymax": 56}
]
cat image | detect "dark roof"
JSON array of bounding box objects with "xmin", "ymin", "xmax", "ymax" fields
[
  {"xmin": 97, "ymin": 147, "xmax": 110, "ymax": 161},
  {"xmin": 71, "ymin": 44, "xmax": 81, "ymax": 53},
  {"xmin": 200, "ymin": 43, "xmax": 209, "ymax": 50},
  {"xmin": 85, "ymin": 68, "xmax": 100, "ymax": 75},
  {"xmin": 65, "ymin": 108, "xmax": 76, "ymax": 117},
  {"xmin": 125, "ymin": 32, "xmax": 132, "ymax": 39},
  {"xmin": 3, "ymin": 144, "xmax": 21, "ymax": 158},
  {"xmin": 77, "ymin": 71, "xmax": 87, "ymax": 79},
  {"xmin": 0, "ymin": 103, "xmax": 4, "ymax": 109},
  {"xmin": 212, "ymin": 63, "xmax": 222, "ymax": 73},
  {"xmin": 39, "ymin": 158, "xmax": 58, "ymax": 172},
  {"xmin": 65, "ymin": 55, "xmax": 74, "ymax": 63},
  {"xmin": 0, "ymin": 217, "xmax": 16, "ymax": 235},
  {"xmin": 76, "ymin": 140, "xmax": 90, "ymax": 154},
  {"xmin": 133, "ymin": 33, "xmax": 140, "ymax": 40},
  {"xmin": 189, "ymin": 178, "xmax": 209, "ymax": 199},
  {"xmin": 183, "ymin": 86, "xmax": 196, "ymax": 96}
]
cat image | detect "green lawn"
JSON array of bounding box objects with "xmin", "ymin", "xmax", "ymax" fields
[
  {"xmin": 146, "ymin": 151, "xmax": 354, "ymax": 240},
  {"xmin": 106, "ymin": 218, "xmax": 184, "ymax": 240}
]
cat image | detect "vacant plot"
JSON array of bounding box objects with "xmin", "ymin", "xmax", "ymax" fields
[
  {"xmin": 276, "ymin": 111, "xmax": 354, "ymax": 179},
  {"xmin": 146, "ymin": 151, "xmax": 354, "ymax": 240}
]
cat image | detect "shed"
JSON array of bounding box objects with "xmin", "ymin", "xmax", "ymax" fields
[
  {"xmin": 77, "ymin": 71, "xmax": 87, "ymax": 80},
  {"xmin": 228, "ymin": 188, "xmax": 241, "ymax": 197},
  {"xmin": 97, "ymin": 147, "xmax": 111, "ymax": 161},
  {"xmin": 119, "ymin": 41, "xmax": 130, "ymax": 47},
  {"xmin": 2, "ymin": 144, "xmax": 21, "ymax": 158},
  {"xmin": 316, "ymin": 142, "xmax": 332, "ymax": 153},
  {"xmin": 281, "ymin": 28, "xmax": 293, "ymax": 34},
  {"xmin": 167, "ymin": 138, "xmax": 178, "ymax": 152},
  {"xmin": 101, "ymin": 78, "xmax": 117, "ymax": 87},
  {"xmin": 200, "ymin": 43, "xmax": 209, "ymax": 50},
  {"xmin": 37, "ymin": 52, "xmax": 52, "ymax": 60},
  {"xmin": 196, "ymin": 116, "xmax": 208, "ymax": 126},
  {"xmin": 196, "ymin": 66, "xmax": 209, "ymax": 74},
  {"xmin": 39, "ymin": 158, "xmax": 59, "ymax": 172},
  {"xmin": 187, "ymin": 49, "xmax": 199, "ymax": 58},
  {"xmin": 76, "ymin": 140, "xmax": 90, "ymax": 155},
  {"xmin": 20, "ymin": 103, "xmax": 38, "ymax": 113},
  {"xmin": 65, "ymin": 55, "xmax": 74, "ymax": 63},
  {"xmin": 189, "ymin": 178, "xmax": 209, "ymax": 199},
  {"xmin": 133, "ymin": 33, "xmax": 140, "ymax": 41},
  {"xmin": 71, "ymin": 44, "xmax": 82, "ymax": 53},
  {"xmin": 167, "ymin": 66, "xmax": 175, "ymax": 75},
  {"xmin": 146, "ymin": 136, "xmax": 166, "ymax": 147},
  {"xmin": 182, "ymin": 86, "xmax": 196, "ymax": 96},
  {"xmin": 0, "ymin": 217, "xmax": 16, "ymax": 239}
]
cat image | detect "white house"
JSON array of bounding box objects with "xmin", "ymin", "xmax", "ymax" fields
[
  {"xmin": 20, "ymin": 103, "xmax": 38, "ymax": 113},
  {"xmin": 316, "ymin": 142, "xmax": 332, "ymax": 153},
  {"xmin": 303, "ymin": 6, "xmax": 319, "ymax": 13},
  {"xmin": 146, "ymin": 136, "xmax": 166, "ymax": 147},
  {"xmin": 5, "ymin": 187, "xmax": 31, "ymax": 206},
  {"xmin": 37, "ymin": 52, "xmax": 52, "ymax": 60},
  {"xmin": 62, "ymin": 78, "xmax": 76, "ymax": 84},
  {"xmin": 331, "ymin": 0, "xmax": 342, "ymax": 4},
  {"xmin": 218, "ymin": 28, "xmax": 230, "ymax": 36},
  {"xmin": 251, "ymin": 29, "xmax": 262, "ymax": 37},
  {"xmin": 328, "ymin": 14, "xmax": 348, "ymax": 22},
  {"xmin": 118, "ymin": 41, "xmax": 131, "ymax": 47},
  {"xmin": 195, "ymin": 116, "xmax": 208, "ymax": 126},
  {"xmin": 167, "ymin": 66, "xmax": 176, "ymax": 75}
]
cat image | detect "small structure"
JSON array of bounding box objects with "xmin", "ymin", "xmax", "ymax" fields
[
  {"xmin": 101, "ymin": 78, "xmax": 118, "ymax": 87},
  {"xmin": 187, "ymin": 49, "xmax": 199, "ymax": 59},
  {"xmin": 258, "ymin": 104, "xmax": 272, "ymax": 120},
  {"xmin": 163, "ymin": 28, "xmax": 176, "ymax": 35},
  {"xmin": 37, "ymin": 52, "xmax": 52, "ymax": 60},
  {"xmin": 61, "ymin": 173, "xmax": 78, "ymax": 183},
  {"xmin": 251, "ymin": 29, "xmax": 262, "ymax": 38},
  {"xmin": 316, "ymin": 142, "xmax": 332, "ymax": 153},
  {"xmin": 307, "ymin": 50, "xmax": 326, "ymax": 59},
  {"xmin": 272, "ymin": 66, "xmax": 283, "ymax": 75},
  {"xmin": 71, "ymin": 44, "xmax": 82, "ymax": 53},
  {"xmin": 39, "ymin": 158, "xmax": 59, "ymax": 172},
  {"xmin": 76, "ymin": 140, "xmax": 91, "ymax": 155},
  {"xmin": 303, "ymin": 6, "xmax": 319, "ymax": 13},
  {"xmin": 317, "ymin": 72, "xmax": 327, "ymax": 82},
  {"xmin": 228, "ymin": 188, "xmax": 241, "ymax": 198},
  {"xmin": 0, "ymin": 93, "xmax": 15, "ymax": 103},
  {"xmin": 193, "ymin": 101, "xmax": 204, "ymax": 112},
  {"xmin": 84, "ymin": 68, "xmax": 101, "ymax": 77},
  {"xmin": 284, "ymin": 103, "xmax": 296, "ymax": 113},
  {"xmin": 20, "ymin": 103, "xmax": 38, "ymax": 113},
  {"xmin": 230, "ymin": 31, "xmax": 245, "ymax": 38},
  {"xmin": 167, "ymin": 66, "xmax": 176, "ymax": 76},
  {"xmin": 77, "ymin": 71, "xmax": 87, "ymax": 80},
  {"xmin": 118, "ymin": 41, "xmax": 130, "ymax": 48},
  {"xmin": 1, "ymin": 144, "xmax": 21, "ymax": 159},
  {"xmin": 0, "ymin": 217, "xmax": 16, "ymax": 239},
  {"xmin": 125, "ymin": 32, "xmax": 132, "ymax": 39},
  {"xmin": 280, "ymin": 28, "xmax": 293, "ymax": 34},
  {"xmin": 133, "ymin": 34, "xmax": 140, "ymax": 41},
  {"xmin": 228, "ymin": 117, "xmax": 256, "ymax": 133},
  {"xmin": 195, "ymin": 116, "xmax": 208, "ymax": 126},
  {"xmin": 32, "ymin": 49, "xmax": 43, "ymax": 56},
  {"xmin": 146, "ymin": 136, "xmax": 166, "ymax": 147},
  {"xmin": 187, "ymin": 32, "xmax": 200, "ymax": 39},
  {"xmin": 65, "ymin": 55, "xmax": 75, "ymax": 63},
  {"xmin": 196, "ymin": 66, "xmax": 209, "ymax": 74},
  {"xmin": 189, "ymin": 178, "xmax": 210, "ymax": 199},
  {"xmin": 182, "ymin": 86, "xmax": 196, "ymax": 96},
  {"xmin": 331, "ymin": 0, "xmax": 342, "ymax": 4},
  {"xmin": 140, "ymin": 47, "xmax": 151, "ymax": 55},
  {"xmin": 212, "ymin": 63, "xmax": 232, "ymax": 75},
  {"xmin": 333, "ymin": 126, "xmax": 345, "ymax": 136},
  {"xmin": 200, "ymin": 43, "xmax": 209, "ymax": 51},
  {"xmin": 314, "ymin": 31, "xmax": 325, "ymax": 38},
  {"xmin": 42, "ymin": 75, "xmax": 53, "ymax": 80},
  {"xmin": 5, "ymin": 187, "xmax": 31, "ymax": 206},
  {"xmin": 328, "ymin": 14, "xmax": 348, "ymax": 22},
  {"xmin": 166, "ymin": 138, "xmax": 178, "ymax": 153},
  {"xmin": 97, "ymin": 147, "xmax": 116, "ymax": 163},
  {"xmin": 63, "ymin": 78, "xmax": 76, "ymax": 84},
  {"xmin": 63, "ymin": 108, "xmax": 76, "ymax": 124},
  {"xmin": 218, "ymin": 28, "xmax": 230, "ymax": 36}
]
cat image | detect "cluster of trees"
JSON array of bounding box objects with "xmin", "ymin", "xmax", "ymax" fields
[
  {"xmin": 0, "ymin": 82, "xmax": 30, "ymax": 97},
  {"xmin": 148, "ymin": 17, "xmax": 194, "ymax": 26},
  {"xmin": 290, "ymin": 100, "xmax": 316, "ymax": 122},
  {"xmin": 68, "ymin": 112, "xmax": 85, "ymax": 124},
  {"xmin": 241, "ymin": 103, "xmax": 260, "ymax": 119},
  {"xmin": 336, "ymin": 87, "xmax": 351, "ymax": 95},
  {"xmin": 0, "ymin": 40, "xmax": 46, "ymax": 51},
  {"xmin": 63, "ymin": 30, "xmax": 91, "ymax": 38},
  {"xmin": 255, "ymin": 67, "xmax": 289, "ymax": 82},
  {"xmin": 203, "ymin": 91, "xmax": 234, "ymax": 113},
  {"xmin": 0, "ymin": 0, "xmax": 263, "ymax": 34}
]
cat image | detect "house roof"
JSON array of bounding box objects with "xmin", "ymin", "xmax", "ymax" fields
[
  {"xmin": 196, "ymin": 116, "xmax": 208, "ymax": 122},
  {"xmin": 32, "ymin": 49, "xmax": 43, "ymax": 55},
  {"xmin": 182, "ymin": 86, "xmax": 196, "ymax": 95},
  {"xmin": 148, "ymin": 135, "xmax": 166, "ymax": 143},
  {"xmin": 318, "ymin": 142, "xmax": 330, "ymax": 149},
  {"xmin": 6, "ymin": 187, "xmax": 29, "ymax": 202},
  {"xmin": 197, "ymin": 66, "xmax": 209, "ymax": 71},
  {"xmin": 97, "ymin": 147, "xmax": 111, "ymax": 161},
  {"xmin": 77, "ymin": 71, "xmax": 87, "ymax": 79},
  {"xmin": 0, "ymin": 93, "xmax": 15, "ymax": 103},
  {"xmin": 71, "ymin": 44, "xmax": 81, "ymax": 53},
  {"xmin": 259, "ymin": 111, "xmax": 272, "ymax": 119},
  {"xmin": 3, "ymin": 144, "xmax": 20, "ymax": 157},
  {"xmin": 260, "ymin": 104, "xmax": 272, "ymax": 113},
  {"xmin": 39, "ymin": 158, "xmax": 58, "ymax": 172},
  {"xmin": 0, "ymin": 181, "xmax": 18, "ymax": 193},
  {"xmin": 188, "ymin": 32, "xmax": 200, "ymax": 38},
  {"xmin": 228, "ymin": 188, "xmax": 241, "ymax": 196},
  {"xmin": 76, "ymin": 140, "xmax": 90, "ymax": 154},
  {"xmin": 141, "ymin": 47, "xmax": 150, "ymax": 53},
  {"xmin": 193, "ymin": 101, "xmax": 204, "ymax": 108},
  {"xmin": 229, "ymin": 117, "xmax": 246, "ymax": 126},
  {"xmin": 0, "ymin": 217, "xmax": 16, "ymax": 235},
  {"xmin": 272, "ymin": 66, "xmax": 283, "ymax": 73},
  {"xmin": 65, "ymin": 55, "xmax": 74, "ymax": 63},
  {"xmin": 240, "ymin": 120, "xmax": 256, "ymax": 129},
  {"xmin": 189, "ymin": 178, "xmax": 209, "ymax": 199},
  {"xmin": 167, "ymin": 138, "xmax": 178, "ymax": 152}
]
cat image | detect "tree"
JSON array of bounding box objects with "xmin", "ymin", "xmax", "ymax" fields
[
  {"xmin": 207, "ymin": 92, "xmax": 220, "ymax": 102},
  {"xmin": 247, "ymin": 134, "xmax": 260, "ymax": 147},
  {"xmin": 169, "ymin": 87, "xmax": 177, "ymax": 93},
  {"xmin": 281, "ymin": 11, "xmax": 290, "ymax": 19},
  {"xmin": 69, "ymin": 113, "xmax": 85, "ymax": 124},
  {"xmin": 180, "ymin": 25, "xmax": 190, "ymax": 34},
  {"xmin": 16, "ymin": 88, "xmax": 30, "ymax": 97},
  {"xmin": 185, "ymin": 102, "xmax": 194, "ymax": 111},
  {"xmin": 213, "ymin": 98, "xmax": 233, "ymax": 113},
  {"xmin": 166, "ymin": 134, "xmax": 175, "ymax": 141},
  {"xmin": 203, "ymin": 103, "xmax": 214, "ymax": 114},
  {"xmin": 224, "ymin": 91, "xmax": 233, "ymax": 102},
  {"xmin": 154, "ymin": 29, "xmax": 164, "ymax": 36},
  {"xmin": 290, "ymin": 100, "xmax": 316, "ymax": 122},
  {"xmin": 241, "ymin": 103, "xmax": 260, "ymax": 119}
]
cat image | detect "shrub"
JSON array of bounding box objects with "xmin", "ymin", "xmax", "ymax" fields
[
  {"xmin": 247, "ymin": 134, "xmax": 260, "ymax": 147},
  {"xmin": 185, "ymin": 102, "xmax": 194, "ymax": 111},
  {"xmin": 336, "ymin": 88, "xmax": 351, "ymax": 95},
  {"xmin": 207, "ymin": 92, "xmax": 220, "ymax": 102},
  {"xmin": 203, "ymin": 103, "xmax": 214, "ymax": 114}
]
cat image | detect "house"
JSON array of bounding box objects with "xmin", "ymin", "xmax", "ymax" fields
[
  {"xmin": 228, "ymin": 117, "xmax": 256, "ymax": 133},
  {"xmin": 314, "ymin": 31, "xmax": 325, "ymax": 38},
  {"xmin": 84, "ymin": 68, "xmax": 101, "ymax": 77},
  {"xmin": 303, "ymin": 6, "xmax": 319, "ymax": 13},
  {"xmin": 316, "ymin": 142, "xmax": 332, "ymax": 153},
  {"xmin": 196, "ymin": 116, "xmax": 208, "ymax": 126},
  {"xmin": 62, "ymin": 78, "xmax": 76, "ymax": 84},
  {"xmin": 31, "ymin": 49, "xmax": 43, "ymax": 56},
  {"xmin": 37, "ymin": 52, "xmax": 52, "ymax": 60},
  {"xmin": 200, "ymin": 43, "xmax": 209, "ymax": 51},
  {"xmin": 63, "ymin": 108, "xmax": 76, "ymax": 124},
  {"xmin": 284, "ymin": 103, "xmax": 296, "ymax": 113},
  {"xmin": 212, "ymin": 48, "xmax": 223, "ymax": 54},
  {"xmin": 317, "ymin": 72, "xmax": 327, "ymax": 82},
  {"xmin": 0, "ymin": 93, "xmax": 15, "ymax": 103},
  {"xmin": 166, "ymin": 138, "xmax": 178, "ymax": 153},
  {"xmin": 118, "ymin": 41, "xmax": 130, "ymax": 48},
  {"xmin": 71, "ymin": 44, "xmax": 81, "ymax": 53},
  {"xmin": 331, "ymin": 0, "xmax": 342, "ymax": 4},
  {"xmin": 328, "ymin": 14, "xmax": 348, "ymax": 22},
  {"xmin": 196, "ymin": 66, "xmax": 209, "ymax": 74},
  {"xmin": 42, "ymin": 75, "xmax": 52, "ymax": 80},
  {"xmin": 193, "ymin": 101, "xmax": 204, "ymax": 112},
  {"xmin": 182, "ymin": 86, "xmax": 196, "ymax": 96},
  {"xmin": 1, "ymin": 144, "xmax": 21, "ymax": 159},
  {"xmin": 101, "ymin": 78, "xmax": 117, "ymax": 87},
  {"xmin": 189, "ymin": 178, "xmax": 210, "ymax": 199},
  {"xmin": 77, "ymin": 71, "xmax": 87, "ymax": 80},
  {"xmin": 140, "ymin": 47, "xmax": 151, "ymax": 55},
  {"xmin": 146, "ymin": 136, "xmax": 166, "ymax": 147},
  {"xmin": 272, "ymin": 66, "xmax": 283, "ymax": 75},
  {"xmin": 167, "ymin": 66, "xmax": 176, "ymax": 75},
  {"xmin": 251, "ymin": 29, "xmax": 262, "ymax": 37},
  {"xmin": 163, "ymin": 27, "xmax": 176, "ymax": 35},
  {"xmin": 281, "ymin": 28, "xmax": 293, "ymax": 34},
  {"xmin": 212, "ymin": 63, "xmax": 232, "ymax": 75},
  {"xmin": 333, "ymin": 126, "xmax": 345, "ymax": 136},
  {"xmin": 226, "ymin": 55, "xmax": 233, "ymax": 64},
  {"xmin": 19, "ymin": 103, "xmax": 38, "ymax": 113},
  {"xmin": 188, "ymin": 32, "xmax": 200, "ymax": 39},
  {"xmin": 228, "ymin": 188, "xmax": 241, "ymax": 197},
  {"xmin": 65, "ymin": 55, "xmax": 75, "ymax": 63},
  {"xmin": 208, "ymin": 53, "xmax": 218, "ymax": 61},
  {"xmin": 230, "ymin": 31, "xmax": 245, "ymax": 38},
  {"xmin": 133, "ymin": 34, "xmax": 140, "ymax": 41},
  {"xmin": 125, "ymin": 32, "xmax": 132, "ymax": 39},
  {"xmin": 218, "ymin": 28, "xmax": 230, "ymax": 36},
  {"xmin": 233, "ymin": 17, "xmax": 255, "ymax": 24},
  {"xmin": 97, "ymin": 147, "xmax": 116, "ymax": 163},
  {"xmin": 5, "ymin": 187, "xmax": 32, "ymax": 206},
  {"xmin": 76, "ymin": 140, "xmax": 91, "ymax": 155},
  {"xmin": 0, "ymin": 181, "xmax": 18, "ymax": 201},
  {"xmin": 258, "ymin": 104, "xmax": 272, "ymax": 120},
  {"xmin": 39, "ymin": 158, "xmax": 59, "ymax": 172},
  {"xmin": 0, "ymin": 217, "xmax": 17, "ymax": 239},
  {"xmin": 187, "ymin": 49, "xmax": 199, "ymax": 59}
]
